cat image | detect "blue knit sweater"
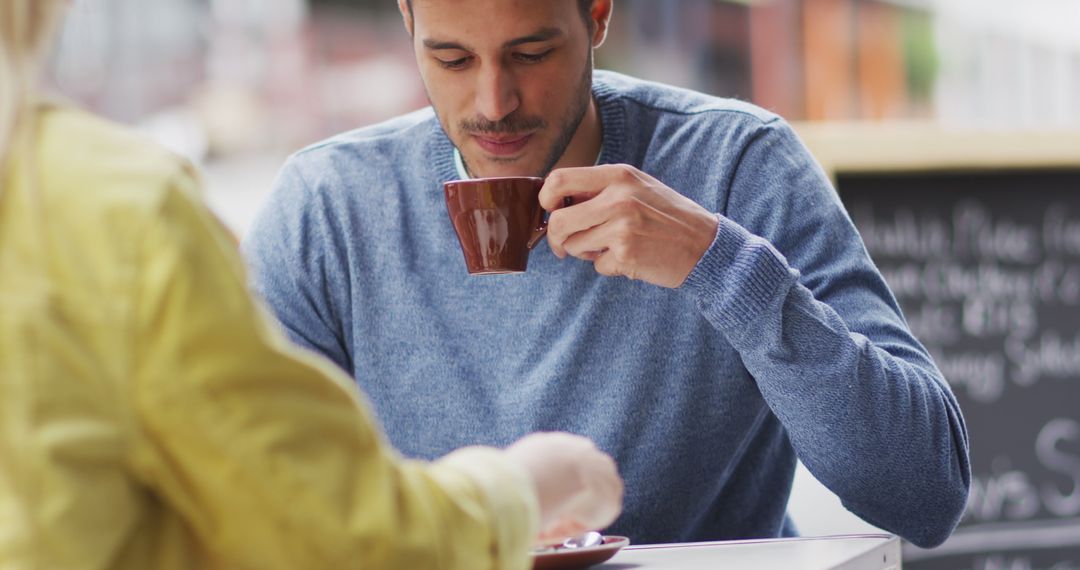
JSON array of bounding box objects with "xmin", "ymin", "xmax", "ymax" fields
[{"xmin": 242, "ymin": 71, "xmax": 970, "ymax": 548}]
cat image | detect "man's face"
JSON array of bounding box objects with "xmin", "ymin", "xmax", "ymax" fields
[{"xmin": 406, "ymin": 0, "xmax": 595, "ymax": 178}]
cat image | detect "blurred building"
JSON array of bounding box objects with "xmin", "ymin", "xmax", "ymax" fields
[
  {"xmin": 600, "ymin": 0, "xmax": 927, "ymax": 122},
  {"xmin": 602, "ymin": 0, "xmax": 1080, "ymax": 127},
  {"xmin": 47, "ymin": 0, "xmax": 1080, "ymax": 155},
  {"xmin": 48, "ymin": 0, "xmax": 204, "ymax": 135},
  {"xmin": 47, "ymin": 0, "xmax": 421, "ymax": 160},
  {"xmin": 931, "ymin": 0, "xmax": 1080, "ymax": 130},
  {"xmin": 40, "ymin": 0, "xmax": 1080, "ymax": 233}
]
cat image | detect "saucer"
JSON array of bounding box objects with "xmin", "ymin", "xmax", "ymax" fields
[{"xmin": 531, "ymin": 536, "xmax": 630, "ymax": 570}]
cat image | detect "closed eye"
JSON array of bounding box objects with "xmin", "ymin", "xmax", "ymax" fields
[
  {"xmin": 514, "ymin": 49, "xmax": 554, "ymax": 64},
  {"xmin": 437, "ymin": 56, "xmax": 473, "ymax": 70}
]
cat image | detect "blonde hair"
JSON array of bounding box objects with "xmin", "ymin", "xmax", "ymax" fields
[{"xmin": 0, "ymin": 0, "xmax": 66, "ymax": 180}]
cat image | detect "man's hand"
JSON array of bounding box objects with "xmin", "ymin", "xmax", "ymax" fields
[{"xmin": 540, "ymin": 165, "xmax": 719, "ymax": 288}]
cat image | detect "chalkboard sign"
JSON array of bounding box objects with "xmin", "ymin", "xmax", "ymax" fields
[{"xmin": 837, "ymin": 169, "xmax": 1080, "ymax": 570}]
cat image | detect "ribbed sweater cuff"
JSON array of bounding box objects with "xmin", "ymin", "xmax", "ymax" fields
[{"xmin": 681, "ymin": 214, "xmax": 794, "ymax": 333}]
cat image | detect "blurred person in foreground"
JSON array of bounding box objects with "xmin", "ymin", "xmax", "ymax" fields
[
  {"xmin": 244, "ymin": 0, "xmax": 971, "ymax": 549},
  {"xmin": 0, "ymin": 1, "xmax": 622, "ymax": 568}
]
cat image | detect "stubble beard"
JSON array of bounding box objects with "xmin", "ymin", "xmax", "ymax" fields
[
  {"xmin": 445, "ymin": 52, "xmax": 595, "ymax": 178},
  {"xmin": 535, "ymin": 52, "xmax": 594, "ymax": 177}
]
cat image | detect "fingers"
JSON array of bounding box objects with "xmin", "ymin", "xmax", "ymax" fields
[
  {"xmin": 536, "ymin": 518, "xmax": 589, "ymax": 545},
  {"xmin": 540, "ymin": 164, "xmax": 719, "ymax": 288},
  {"xmin": 536, "ymin": 493, "xmax": 617, "ymax": 544},
  {"xmin": 558, "ymin": 201, "xmax": 647, "ymax": 280},
  {"xmin": 546, "ymin": 196, "xmax": 618, "ymax": 258},
  {"xmin": 542, "ymin": 165, "xmax": 656, "ymax": 259},
  {"xmin": 546, "ymin": 440, "xmax": 623, "ymax": 533},
  {"xmin": 592, "ymin": 249, "xmax": 623, "ymax": 278},
  {"xmin": 577, "ymin": 451, "xmax": 623, "ymax": 529},
  {"xmin": 539, "ymin": 163, "xmax": 659, "ymax": 208},
  {"xmin": 561, "ymin": 209, "xmax": 632, "ymax": 261},
  {"xmin": 538, "ymin": 166, "xmax": 617, "ymax": 211},
  {"xmin": 504, "ymin": 432, "xmax": 624, "ymax": 541}
]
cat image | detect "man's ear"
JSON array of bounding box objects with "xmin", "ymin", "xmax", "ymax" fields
[
  {"xmin": 590, "ymin": 0, "xmax": 613, "ymax": 48},
  {"xmin": 398, "ymin": 0, "xmax": 414, "ymax": 36}
]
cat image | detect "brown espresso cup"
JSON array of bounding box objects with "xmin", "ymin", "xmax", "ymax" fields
[{"xmin": 444, "ymin": 177, "xmax": 548, "ymax": 275}]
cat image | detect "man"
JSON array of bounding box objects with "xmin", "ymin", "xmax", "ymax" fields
[{"xmin": 244, "ymin": 0, "xmax": 970, "ymax": 548}]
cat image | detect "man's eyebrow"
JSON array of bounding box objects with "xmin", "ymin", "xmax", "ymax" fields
[
  {"xmin": 421, "ymin": 27, "xmax": 565, "ymax": 52},
  {"xmin": 422, "ymin": 39, "xmax": 472, "ymax": 51},
  {"xmin": 503, "ymin": 27, "xmax": 564, "ymax": 48}
]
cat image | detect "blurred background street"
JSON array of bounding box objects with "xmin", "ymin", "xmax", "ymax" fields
[{"xmin": 46, "ymin": 0, "xmax": 1080, "ymax": 234}]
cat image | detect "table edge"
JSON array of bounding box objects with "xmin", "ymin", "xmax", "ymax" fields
[{"xmin": 623, "ymin": 533, "xmax": 897, "ymax": 551}]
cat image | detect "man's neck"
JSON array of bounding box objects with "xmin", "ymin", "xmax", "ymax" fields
[{"xmin": 550, "ymin": 96, "xmax": 603, "ymax": 171}]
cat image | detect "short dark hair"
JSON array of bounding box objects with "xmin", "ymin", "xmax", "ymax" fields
[{"xmin": 405, "ymin": 0, "xmax": 594, "ymax": 28}]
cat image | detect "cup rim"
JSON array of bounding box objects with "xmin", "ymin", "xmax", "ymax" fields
[{"xmin": 444, "ymin": 176, "xmax": 544, "ymax": 185}]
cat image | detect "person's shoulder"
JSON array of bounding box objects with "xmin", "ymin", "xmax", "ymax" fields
[
  {"xmin": 30, "ymin": 104, "xmax": 220, "ymax": 262},
  {"xmin": 286, "ymin": 107, "xmax": 439, "ymax": 172},
  {"xmin": 594, "ymin": 70, "xmax": 782, "ymax": 127},
  {"xmin": 36, "ymin": 104, "xmax": 197, "ymax": 213}
]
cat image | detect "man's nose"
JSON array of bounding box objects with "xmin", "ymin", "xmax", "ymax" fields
[{"xmin": 474, "ymin": 64, "xmax": 521, "ymax": 124}]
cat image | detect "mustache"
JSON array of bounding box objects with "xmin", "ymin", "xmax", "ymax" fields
[{"xmin": 459, "ymin": 113, "xmax": 546, "ymax": 135}]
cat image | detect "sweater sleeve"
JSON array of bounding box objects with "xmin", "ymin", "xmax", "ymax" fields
[
  {"xmin": 132, "ymin": 170, "xmax": 538, "ymax": 569},
  {"xmin": 241, "ymin": 159, "xmax": 354, "ymax": 374},
  {"xmin": 681, "ymin": 120, "xmax": 970, "ymax": 548}
]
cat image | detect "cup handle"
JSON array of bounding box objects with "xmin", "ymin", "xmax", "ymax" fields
[
  {"xmin": 527, "ymin": 197, "xmax": 573, "ymax": 250},
  {"xmin": 528, "ymin": 219, "xmax": 548, "ymax": 250}
]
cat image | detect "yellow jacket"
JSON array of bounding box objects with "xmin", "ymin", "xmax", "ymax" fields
[{"xmin": 0, "ymin": 105, "xmax": 538, "ymax": 570}]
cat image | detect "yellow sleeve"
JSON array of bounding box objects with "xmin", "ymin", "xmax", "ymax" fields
[{"xmin": 129, "ymin": 166, "xmax": 538, "ymax": 570}]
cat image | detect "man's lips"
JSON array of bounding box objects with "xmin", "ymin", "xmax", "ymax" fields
[{"xmin": 472, "ymin": 133, "xmax": 533, "ymax": 156}]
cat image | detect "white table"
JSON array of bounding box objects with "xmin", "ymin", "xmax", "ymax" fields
[{"xmin": 601, "ymin": 534, "xmax": 901, "ymax": 569}]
